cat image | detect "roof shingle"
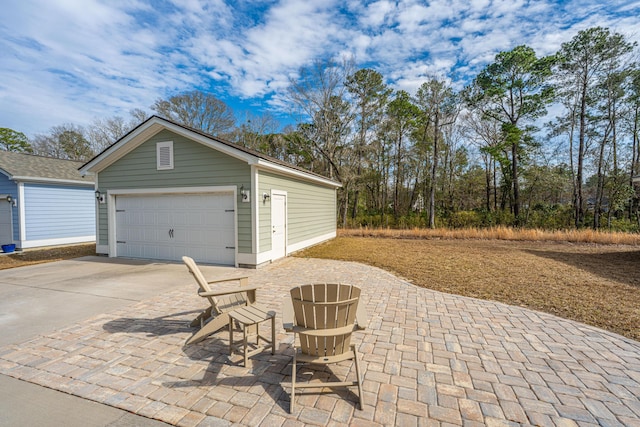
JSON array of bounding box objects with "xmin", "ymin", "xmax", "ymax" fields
[{"xmin": 0, "ymin": 151, "xmax": 94, "ymax": 184}]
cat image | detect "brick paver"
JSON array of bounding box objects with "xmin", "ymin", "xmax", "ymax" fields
[{"xmin": 1, "ymin": 257, "xmax": 639, "ymax": 426}]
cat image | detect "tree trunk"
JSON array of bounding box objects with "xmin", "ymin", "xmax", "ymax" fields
[
  {"xmin": 629, "ymin": 105, "xmax": 638, "ymax": 219},
  {"xmin": 593, "ymin": 133, "xmax": 607, "ymax": 230},
  {"xmin": 511, "ymin": 141, "xmax": 520, "ymax": 225},
  {"xmin": 493, "ymin": 159, "xmax": 498, "ymax": 212},
  {"xmin": 342, "ymin": 187, "xmax": 349, "ymax": 228},
  {"xmin": 568, "ymin": 104, "xmax": 578, "ymax": 226},
  {"xmin": 429, "ymin": 112, "xmax": 439, "ymax": 229},
  {"xmin": 484, "ymin": 154, "xmax": 492, "ymax": 212},
  {"xmin": 394, "ymin": 132, "xmax": 402, "ymax": 219},
  {"xmin": 576, "ymin": 79, "xmax": 588, "ymax": 228}
]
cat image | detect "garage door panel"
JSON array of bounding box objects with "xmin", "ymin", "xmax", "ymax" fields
[{"xmin": 115, "ymin": 192, "xmax": 235, "ymax": 265}]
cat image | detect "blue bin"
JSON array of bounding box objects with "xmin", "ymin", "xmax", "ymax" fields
[{"xmin": 2, "ymin": 244, "xmax": 16, "ymax": 253}]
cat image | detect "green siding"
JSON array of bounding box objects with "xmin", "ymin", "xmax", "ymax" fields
[
  {"xmin": 258, "ymin": 170, "xmax": 336, "ymax": 253},
  {"xmin": 97, "ymin": 130, "xmax": 252, "ymax": 253}
]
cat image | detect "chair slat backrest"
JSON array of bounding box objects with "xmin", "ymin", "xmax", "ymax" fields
[
  {"xmin": 291, "ymin": 283, "xmax": 361, "ymax": 358},
  {"xmin": 183, "ymin": 256, "xmax": 247, "ymax": 315}
]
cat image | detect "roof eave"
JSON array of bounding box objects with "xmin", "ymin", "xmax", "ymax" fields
[
  {"xmin": 10, "ymin": 176, "xmax": 95, "ymax": 186},
  {"xmin": 256, "ymin": 159, "xmax": 342, "ymax": 188}
]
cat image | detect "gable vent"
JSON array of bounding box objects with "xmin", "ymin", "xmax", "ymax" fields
[{"xmin": 157, "ymin": 141, "xmax": 174, "ymax": 170}]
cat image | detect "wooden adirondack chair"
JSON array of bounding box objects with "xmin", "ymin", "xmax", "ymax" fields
[
  {"xmin": 287, "ymin": 283, "xmax": 365, "ymax": 413},
  {"xmin": 183, "ymin": 256, "xmax": 257, "ymax": 345}
]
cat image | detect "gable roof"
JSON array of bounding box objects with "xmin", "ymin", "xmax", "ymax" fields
[
  {"xmin": 0, "ymin": 151, "xmax": 94, "ymax": 185},
  {"xmin": 79, "ymin": 115, "xmax": 341, "ymax": 188}
]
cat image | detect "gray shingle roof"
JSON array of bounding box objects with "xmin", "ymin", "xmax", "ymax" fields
[{"xmin": 0, "ymin": 151, "xmax": 94, "ymax": 184}]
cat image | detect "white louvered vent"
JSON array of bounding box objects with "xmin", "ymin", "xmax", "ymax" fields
[{"xmin": 157, "ymin": 141, "xmax": 174, "ymax": 170}]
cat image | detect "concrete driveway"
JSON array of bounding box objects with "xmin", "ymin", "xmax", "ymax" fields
[{"xmin": 0, "ymin": 256, "xmax": 233, "ymax": 427}]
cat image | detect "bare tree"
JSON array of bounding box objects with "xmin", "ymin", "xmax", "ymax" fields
[
  {"xmin": 152, "ymin": 91, "xmax": 236, "ymax": 136},
  {"xmin": 31, "ymin": 123, "xmax": 93, "ymax": 161},
  {"xmin": 460, "ymin": 111, "xmax": 505, "ymax": 212},
  {"xmin": 87, "ymin": 115, "xmax": 137, "ymax": 153},
  {"xmin": 232, "ymin": 111, "xmax": 280, "ymax": 152},
  {"xmin": 287, "ymin": 57, "xmax": 356, "ymax": 225},
  {"xmin": 345, "ymin": 68, "xmax": 391, "ymax": 219},
  {"xmin": 415, "ymin": 77, "xmax": 459, "ymax": 228}
]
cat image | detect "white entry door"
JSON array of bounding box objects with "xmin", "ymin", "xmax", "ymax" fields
[
  {"xmin": 271, "ymin": 192, "xmax": 286, "ymax": 260},
  {"xmin": 115, "ymin": 192, "xmax": 236, "ymax": 265},
  {"xmin": 0, "ymin": 200, "xmax": 13, "ymax": 245}
]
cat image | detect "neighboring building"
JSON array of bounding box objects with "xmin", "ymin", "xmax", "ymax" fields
[
  {"xmin": 79, "ymin": 116, "xmax": 341, "ymax": 267},
  {"xmin": 0, "ymin": 151, "xmax": 95, "ymax": 249}
]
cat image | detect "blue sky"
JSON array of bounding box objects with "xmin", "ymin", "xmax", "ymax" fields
[{"xmin": 2, "ymin": 0, "xmax": 639, "ymax": 137}]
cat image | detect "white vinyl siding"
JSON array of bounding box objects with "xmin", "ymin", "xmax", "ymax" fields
[{"xmin": 23, "ymin": 184, "xmax": 95, "ymax": 240}]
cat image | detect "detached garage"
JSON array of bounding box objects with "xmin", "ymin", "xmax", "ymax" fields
[
  {"xmin": 0, "ymin": 151, "xmax": 95, "ymax": 250},
  {"xmin": 79, "ymin": 116, "xmax": 341, "ymax": 268}
]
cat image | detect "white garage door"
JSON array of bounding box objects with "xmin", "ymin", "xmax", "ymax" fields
[{"xmin": 115, "ymin": 192, "xmax": 235, "ymax": 265}]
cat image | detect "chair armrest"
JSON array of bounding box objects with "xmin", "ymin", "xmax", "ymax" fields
[
  {"xmin": 206, "ymin": 276, "xmax": 250, "ymax": 286},
  {"xmin": 198, "ymin": 286, "xmax": 258, "ymax": 298}
]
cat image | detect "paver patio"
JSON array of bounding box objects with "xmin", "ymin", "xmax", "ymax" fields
[{"xmin": 0, "ymin": 257, "xmax": 639, "ymax": 426}]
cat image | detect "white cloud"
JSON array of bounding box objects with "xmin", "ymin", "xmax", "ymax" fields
[
  {"xmin": 357, "ymin": 0, "xmax": 395, "ymax": 28},
  {"xmin": 0, "ymin": 0, "xmax": 639, "ymax": 137}
]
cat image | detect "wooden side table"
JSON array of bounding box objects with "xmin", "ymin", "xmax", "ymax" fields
[{"xmin": 228, "ymin": 304, "xmax": 276, "ymax": 366}]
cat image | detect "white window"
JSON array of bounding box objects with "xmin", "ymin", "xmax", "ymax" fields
[{"xmin": 156, "ymin": 141, "xmax": 173, "ymax": 170}]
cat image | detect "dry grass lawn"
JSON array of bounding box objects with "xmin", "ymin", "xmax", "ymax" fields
[
  {"xmin": 296, "ymin": 236, "xmax": 640, "ymax": 341},
  {"xmin": 0, "ymin": 244, "xmax": 95, "ymax": 270}
]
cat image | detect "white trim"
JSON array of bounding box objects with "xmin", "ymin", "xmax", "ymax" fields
[
  {"xmin": 19, "ymin": 235, "xmax": 96, "ymax": 249},
  {"xmin": 107, "ymin": 186, "xmax": 236, "ymax": 196},
  {"xmin": 94, "ymin": 176, "xmax": 100, "ymax": 248},
  {"xmin": 107, "ymin": 192, "xmax": 116, "ymax": 257},
  {"xmin": 237, "ymin": 251, "xmax": 273, "ymax": 268},
  {"xmin": 17, "ymin": 182, "xmax": 25, "ymax": 243},
  {"xmin": 233, "ymin": 186, "xmax": 239, "ymax": 268},
  {"xmin": 236, "ymin": 252, "xmax": 256, "ymax": 266},
  {"xmin": 256, "ymin": 161, "xmax": 342, "ymax": 188},
  {"xmin": 287, "ymin": 231, "xmax": 337, "ymax": 254},
  {"xmin": 106, "ymin": 186, "xmax": 238, "ymax": 267},
  {"xmin": 156, "ymin": 141, "xmax": 174, "ymax": 170},
  {"xmin": 10, "ymin": 176, "xmax": 94, "ymax": 186},
  {"xmin": 96, "ymin": 244, "xmax": 108, "ymax": 254},
  {"xmin": 256, "ymin": 250, "xmax": 274, "ymax": 265},
  {"xmin": 252, "ymin": 166, "xmax": 259, "ymax": 254}
]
